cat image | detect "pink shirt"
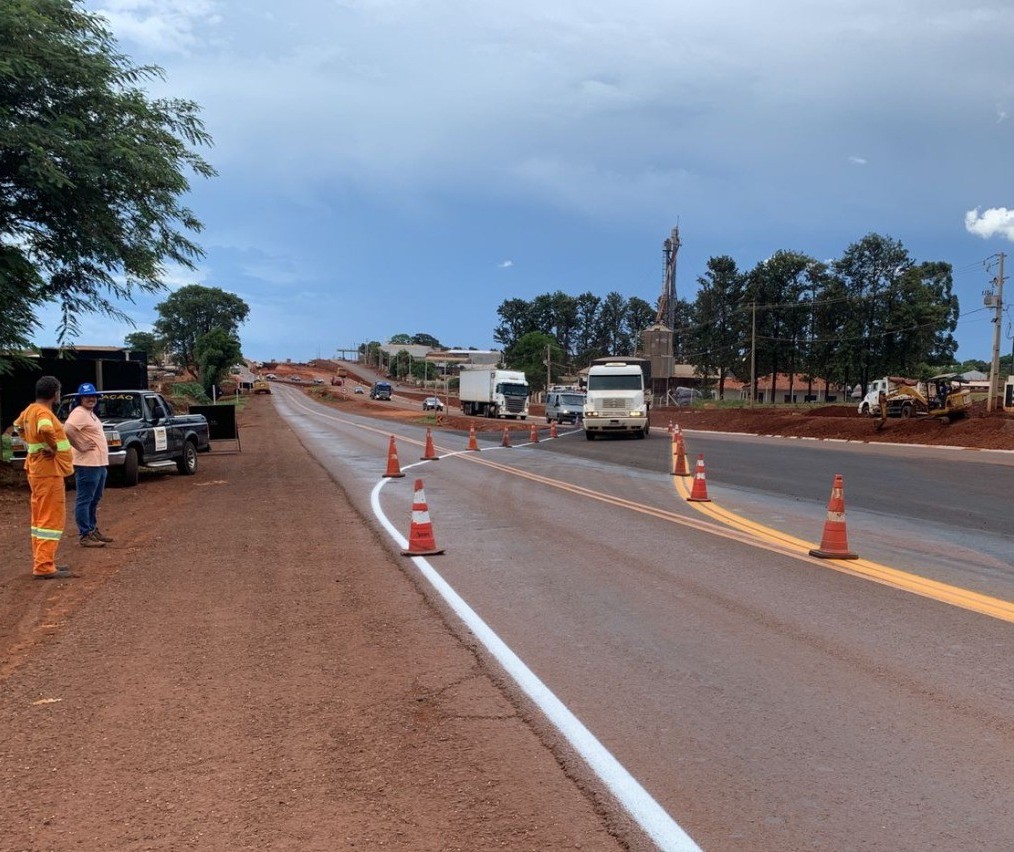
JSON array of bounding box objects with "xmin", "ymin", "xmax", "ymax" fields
[{"xmin": 64, "ymin": 404, "xmax": 110, "ymax": 467}]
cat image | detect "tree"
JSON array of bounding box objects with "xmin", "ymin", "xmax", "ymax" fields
[
  {"xmin": 153, "ymin": 285, "xmax": 249, "ymax": 374},
  {"xmin": 388, "ymin": 333, "xmax": 413, "ymax": 345},
  {"xmin": 193, "ymin": 329, "xmax": 241, "ymax": 395},
  {"xmin": 494, "ymin": 299, "xmax": 536, "ymax": 354},
  {"xmin": 689, "ymin": 256, "xmax": 745, "ymax": 398},
  {"xmin": 411, "ymin": 333, "xmax": 441, "ymax": 348},
  {"xmin": 505, "ymin": 331, "xmax": 560, "ymax": 393},
  {"xmin": 0, "ymin": 0, "xmax": 215, "ymax": 372},
  {"xmin": 124, "ymin": 331, "xmax": 164, "ymax": 363}
]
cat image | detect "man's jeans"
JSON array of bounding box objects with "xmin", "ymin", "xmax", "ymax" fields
[{"xmin": 74, "ymin": 465, "xmax": 107, "ymax": 537}]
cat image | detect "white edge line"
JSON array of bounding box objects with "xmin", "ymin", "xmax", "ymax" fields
[{"xmin": 369, "ymin": 476, "xmax": 701, "ymax": 852}]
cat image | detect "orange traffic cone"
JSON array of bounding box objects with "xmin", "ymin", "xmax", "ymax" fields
[
  {"xmin": 672, "ymin": 429, "xmax": 690, "ymax": 477},
  {"xmin": 402, "ymin": 479, "xmax": 444, "ymax": 556},
  {"xmin": 550, "ymin": 421, "xmax": 558, "ymax": 439},
  {"xmin": 383, "ymin": 435, "xmax": 405, "ymax": 478},
  {"xmin": 501, "ymin": 427, "xmax": 512, "ymax": 448},
  {"xmin": 421, "ymin": 428, "xmax": 439, "ymax": 461},
  {"xmin": 809, "ymin": 474, "xmax": 858, "ymax": 559},
  {"xmin": 686, "ymin": 454, "xmax": 711, "ymax": 502},
  {"xmin": 667, "ymin": 420, "xmax": 674, "ymax": 435},
  {"xmin": 466, "ymin": 424, "xmax": 479, "ymax": 451},
  {"xmin": 529, "ymin": 423, "xmax": 539, "ymax": 443}
]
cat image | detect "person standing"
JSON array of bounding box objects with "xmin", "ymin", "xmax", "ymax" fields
[
  {"xmin": 64, "ymin": 383, "xmax": 112, "ymax": 547},
  {"xmin": 14, "ymin": 376, "xmax": 75, "ymax": 579}
]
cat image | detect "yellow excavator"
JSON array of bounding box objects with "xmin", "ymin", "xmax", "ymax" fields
[{"xmin": 876, "ymin": 373, "xmax": 971, "ymax": 428}]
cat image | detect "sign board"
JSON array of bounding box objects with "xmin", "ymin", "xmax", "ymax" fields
[
  {"xmin": 189, "ymin": 404, "xmax": 238, "ymax": 442},
  {"xmin": 1004, "ymin": 377, "xmax": 1014, "ymax": 412}
]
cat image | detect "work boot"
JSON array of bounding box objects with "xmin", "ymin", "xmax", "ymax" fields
[
  {"xmin": 91, "ymin": 529, "xmax": 114, "ymax": 543},
  {"xmin": 80, "ymin": 532, "xmax": 105, "ymax": 547},
  {"xmin": 34, "ymin": 569, "xmax": 75, "ymax": 580}
]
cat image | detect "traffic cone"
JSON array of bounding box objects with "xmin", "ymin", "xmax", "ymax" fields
[
  {"xmin": 686, "ymin": 454, "xmax": 711, "ymax": 502},
  {"xmin": 501, "ymin": 427, "xmax": 512, "ymax": 448},
  {"xmin": 466, "ymin": 424, "xmax": 479, "ymax": 451},
  {"xmin": 672, "ymin": 429, "xmax": 690, "ymax": 477},
  {"xmin": 530, "ymin": 423, "xmax": 539, "ymax": 443},
  {"xmin": 383, "ymin": 435, "xmax": 405, "ymax": 478},
  {"xmin": 550, "ymin": 421, "xmax": 558, "ymax": 439},
  {"xmin": 667, "ymin": 420, "xmax": 674, "ymax": 435},
  {"xmin": 421, "ymin": 428, "xmax": 439, "ymax": 461},
  {"xmin": 809, "ymin": 474, "xmax": 858, "ymax": 559},
  {"xmin": 402, "ymin": 479, "xmax": 444, "ymax": 556}
]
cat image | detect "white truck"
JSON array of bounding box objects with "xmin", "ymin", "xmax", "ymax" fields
[
  {"xmin": 857, "ymin": 377, "xmax": 895, "ymax": 416},
  {"xmin": 458, "ymin": 368, "xmax": 530, "ymax": 419},
  {"xmin": 583, "ymin": 360, "xmax": 651, "ymax": 440}
]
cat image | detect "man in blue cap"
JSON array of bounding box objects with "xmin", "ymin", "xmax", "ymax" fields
[{"xmin": 64, "ymin": 383, "xmax": 113, "ymax": 547}]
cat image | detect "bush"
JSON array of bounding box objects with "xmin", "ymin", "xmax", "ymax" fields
[{"xmin": 169, "ymin": 381, "xmax": 211, "ymax": 406}]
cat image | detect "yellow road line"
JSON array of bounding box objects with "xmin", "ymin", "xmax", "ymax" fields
[{"xmin": 673, "ymin": 475, "xmax": 1014, "ymax": 623}]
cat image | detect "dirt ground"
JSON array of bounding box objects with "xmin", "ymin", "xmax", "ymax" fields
[{"xmin": 0, "ymin": 397, "xmax": 629, "ymax": 851}]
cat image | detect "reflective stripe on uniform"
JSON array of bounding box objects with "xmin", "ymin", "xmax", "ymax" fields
[
  {"xmin": 27, "ymin": 442, "xmax": 46, "ymax": 453},
  {"xmin": 55, "ymin": 439, "xmax": 71, "ymax": 451},
  {"xmin": 31, "ymin": 526, "xmax": 64, "ymax": 541},
  {"xmin": 37, "ymin": 418, "xmax": 53, "ymax": 428}
]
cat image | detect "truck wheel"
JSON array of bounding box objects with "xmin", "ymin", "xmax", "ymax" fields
[
  {"xmin": 176, "ymin": 440, "xmax": 198, "ymax": 475},
  {"xmin": 860, "ymin": 403, "xmax": 869, "ymax": 416},
  {"xmin": 118, "ymin": 447, "xmax": 139, "ymax": 487},
  {"xmin": 900, "ymin": 404, "xmax": 912, "ymax": 419},
  {"xmin": 585, "ymin": 430, "xmax": 595, "ymax": 441}
]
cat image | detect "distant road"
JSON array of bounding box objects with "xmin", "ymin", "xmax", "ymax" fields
[{"xmin": 274, "ymin": 384, "xmax": 1014, "ymax": 851}]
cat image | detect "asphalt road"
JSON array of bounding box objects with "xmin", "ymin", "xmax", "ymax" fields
[{"xmin": 273, "ymin": 385, "xmax": 1014, "ymax": 851}]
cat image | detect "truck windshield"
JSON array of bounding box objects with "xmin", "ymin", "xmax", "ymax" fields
[
  {"xmin": 588, "ymin": 375, "xmax": 642, "ymax": 391},
  {"xmin": 499, "ymin": 383, "xmax": 529, "ymax": 397}
]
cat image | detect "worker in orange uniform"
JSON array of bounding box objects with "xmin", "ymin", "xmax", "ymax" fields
[{"xmin": 14, "ymin": 376, "xmax": 76, "ymax": 579}]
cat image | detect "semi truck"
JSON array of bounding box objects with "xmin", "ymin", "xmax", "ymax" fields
[
  {"xmin": 583, "ymin": 358, "xmax": 651, "ymax": 439},
  {"xmin": 458, "ymin": 368, "xmax": 530, "ymax": 419}
]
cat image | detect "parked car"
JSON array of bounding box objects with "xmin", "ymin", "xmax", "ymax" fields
[
  {"xmin": 11, "ymin": 390, "xmax": 210, "ymax": 487},
  {"xmin": 354, "ymin": 386, "xmax": 365, "ymax": 394},
  {"xmin": 422, "ymin": 396, "xmax": 444, "ymax": 411},
  {"xmin": 313, "ymin": 377, "xmax": 326, "ymax": 385},
  {"xmin": 265, "ymin": 373, "xmax": 278, "ymax": 380}
]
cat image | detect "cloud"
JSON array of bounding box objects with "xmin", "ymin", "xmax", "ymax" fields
[
  {"xmin": 965, "ymin": 207, "xmax": 1014, "ymax": 241},
  {"xmin": 498, "ymin": 260, "xmax": 514, "ymax": 268},
  {"xmin": 848, "ymin": 155, "xmax": 868, "ymax": 165},
  {"xmin": 997, "ymin": 104, "xmax": 1008, "ymax": 123},
  {"xmin": 94, "ymin": 0, "xmax": 221, "ymax": 55}
]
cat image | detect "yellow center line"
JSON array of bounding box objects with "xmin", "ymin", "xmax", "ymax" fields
[{"xmin": 672, "ymin": 474, "xmax": 1014, "ymax": 623}]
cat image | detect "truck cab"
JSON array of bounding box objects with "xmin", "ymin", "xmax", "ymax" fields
[
  {"xmin": 583, "ymin": 362, "xmax": 650, "ymax": 440},
  {"xmin": 370, "ymin": 381, "xmax": 393, "ymax": 400}
]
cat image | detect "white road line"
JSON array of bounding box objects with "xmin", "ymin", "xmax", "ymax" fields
[{"xmin": 370, "ymin": 477, "xmax": 701, "ymax": 852}]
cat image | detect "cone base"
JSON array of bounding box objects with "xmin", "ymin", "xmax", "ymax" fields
[
  {"xmin": 421, "ymin": 455, "xmax": 439, "ymax": 461},
  {"xmin": 402, "ymin": 548, "xmax": 445, "ymax": 556},
  {"xmin": 687, "ymin": 495, "xmax": 712, "ymax": 502},
  {"xmin": 383, "ymin": 472, "xmax": 406, "ymax": 478},
  {"xmin": 808, "ymin": 548, "xmax": 858, "ymax": 560}
]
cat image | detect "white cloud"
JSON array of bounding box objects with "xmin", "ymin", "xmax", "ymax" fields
[
  {"xmin": 997, "ymin": 104, "xmax": 1008, "ymax": 123},
  {"xmin": 94, "ymin": 0, "xmax": 221, "ymax": 55},
  {"xmin": 965, "ymin": 207, "xmax": 1014, "ymax": 241},
  {"xmin": 848, "ymin": 155, "xmax": 868, "ymax": 165},
  {"xmin": 498, "ymin": 260, "xmax": 513, "ymax": 268}
]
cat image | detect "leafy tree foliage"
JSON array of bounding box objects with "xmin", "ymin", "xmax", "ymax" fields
[
  {"xmin": 124, "ymin": 331, "xmax": 164, "ymax": 362},
  {"xmin": 411, "ymin": 333, "xmax": 441, "ymax": 348},
  {"xmin": 388, "ymin": 333, "xmax": 413, "ymax": 345},
  {"xmin": 194, "ymin": 328, "xmax": 241, "ymax": 394},
  {"xmin": 505, "ymin": 331, "xmax": 560, "ymax": 392},
  {"xmin": 0, "ymin": 0, "xmax": 215, "ymax": 372},
  {"xmin": 153, "ymin": 285, "xmax": 248, "ymax": 374},
  {"xmin": 688, "ymin": 256, "xmax": 745, "ymax": 398}
]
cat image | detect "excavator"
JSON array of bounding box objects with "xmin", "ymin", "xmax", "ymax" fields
[{"xmin": 876, "ymin": 373, "xmax": 971, "ymax": 428}]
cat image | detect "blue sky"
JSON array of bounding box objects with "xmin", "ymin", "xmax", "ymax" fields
[{"xmin": 35, "ymin": 0, "xmax": 1014, "ymax": 362}]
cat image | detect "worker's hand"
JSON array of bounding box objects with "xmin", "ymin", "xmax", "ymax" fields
[{"xmin": 40, "ymin": 447, "xmax": 54, "ymax": 458}]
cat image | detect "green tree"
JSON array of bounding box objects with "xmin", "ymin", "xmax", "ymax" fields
[
  {"xmin": 494, "ymin": 298, "xmax": 536, "ymax": 354},
  {"xmin": 153, "ymin": 285, "xmax": 249, "ymax": 374},
  {"xmin": 193, "ymin": 328, "xmax": 241, "ymax": 395},
  {"xmin": 124, "ymin": 331, "xmax": 164, "ymax": 362},
  {"xmin": 505, "ymin": 331, "xmax": 560, "ymax": 393},
  {"xmin": 388, "ymin": 333, "xmax": 413, "ymax": 345},
  {"xmin": 689, "ymin": 256, "xmax": 745, "ymax": 398},
  {"xmin": 0, "ymin": 0, "xmax": 215, "ymax": 372},
  {"xmin": 411, "ymin": 333, "xmax": 441, "ymax": 348}
]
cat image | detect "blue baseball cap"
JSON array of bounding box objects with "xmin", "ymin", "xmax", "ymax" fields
[{"xmin": 76, "ymin": 382, "xmax": 100, "ymax": 396}]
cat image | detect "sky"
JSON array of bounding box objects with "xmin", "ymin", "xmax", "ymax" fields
[{"xmin": 33, "ymin": 0, "xmax": 1014, "ymax": 363}]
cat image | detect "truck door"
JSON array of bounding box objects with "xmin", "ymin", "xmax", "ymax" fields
[{"xmin": 144, "ymin": 395, "xmax": 173, "ymax": 459}]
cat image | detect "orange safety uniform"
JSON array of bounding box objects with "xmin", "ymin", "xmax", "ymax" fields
[{"xmin": 14, "ymin": 402, "xmax": 74, "ymax": 576}]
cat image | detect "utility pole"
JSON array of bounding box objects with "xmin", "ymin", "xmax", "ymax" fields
[
  {"xmin": 545, "ymin": 345, "xmax": 552, "ymax": 390},
  {"xmin": 750, "ymin": 301, "xmax": 757, "ymax": 407},
  {"xmin": 988, "ymin": 252, "xmax": 1006, "ymax": 413}
]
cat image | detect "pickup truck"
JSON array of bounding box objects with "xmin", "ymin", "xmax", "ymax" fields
[{"xmin": 10, "ymin": 390, "xmax": 210, "ymax": 487}]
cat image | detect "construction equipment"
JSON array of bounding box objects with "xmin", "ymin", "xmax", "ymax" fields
[{"xmin": 876, "ymin": 373, "xmax": 971, "ymax": 428}]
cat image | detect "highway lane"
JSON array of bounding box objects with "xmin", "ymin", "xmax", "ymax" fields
[{"xmin": 272, "ymin": 386, "xmax": 1014, "ymax": 851}]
